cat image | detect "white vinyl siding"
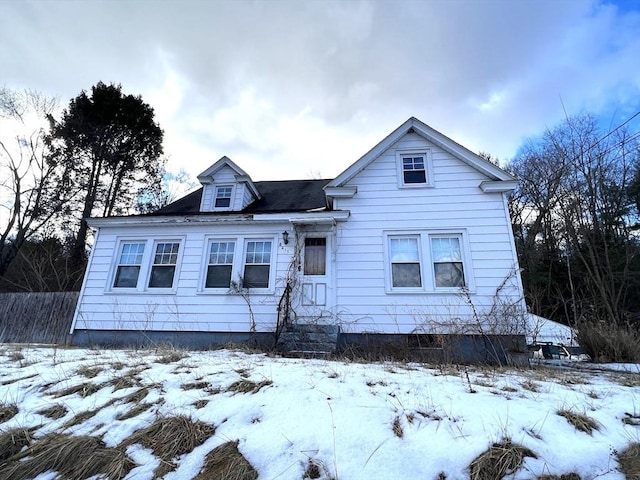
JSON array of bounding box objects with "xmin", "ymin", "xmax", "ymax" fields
[{"xmin": 332, "ymin": 131, "xmax": 520, "ymax": 332}]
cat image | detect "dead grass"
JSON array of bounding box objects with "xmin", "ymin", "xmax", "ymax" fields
[
  {"xmin": 194, "ymin": 440, "xmax": 258, "ymax": 480},
  {"xmin": 194, "ymin": 399, "xmax": 209, "ymax": 409},
  {"xmin": 392, "ymin": 416, "xmax": 404, "ymax": 438},
  {"xmin": 156, "ymin": 351, "xmax": 188, "ymax": 364},
  {"xmin": 557, "ymin": 410, "xmax": 599, "ymax": 435},
  {"xmin": 623, "ymin": 413, "xmax": 640, "ymax": 426},
  {"xmin": 537, "ymin": 475, "xmax": 581, "ymax": 480},
  {"xmin": 228, "ymin": 379, "xmax": 272, "ymax": 394},
  {"xmin": 617, "ymin": 443, "xmax": 640, "ymax": 479},
  {"xmin": 53, "ymin": 381, "xmax": 102, "ymax": 398},
  {"xmin": 120, "ymin": 386, "xmax": 150, "ymax": 404},
  {"xmin": 62, "ymin": 407, "xmax": 102, "ymax": 429},
  {"xmin": 121, "ymin": 415, "xmax": 215, "ymax": 478},
  {"xmin": 0, "ymin": 403, "xmax": 18, "ymax": 423},
  {"xmin": 0, "ymin": 433, "xmax": 135, "ymax": 480},
  {"xmin": 37, "ymin": 404, "xmax": 68, "ymax": 420},
  {"xmin": 116, "ymin": 403, "xmax": 154, "ymax": 421},
  {"xmin": 1, "ymin": 373, "xmax": 38, "ymax": 385},
  {"xmin": 75, "ymin": 365, "xmax": 104, "ymax": 378},
  {"xmin": 469, "ymin": 440, "xmax": 537, "ymax": 480},
  {"xmin": 182, "ymin": 380, "xmax": 210, "ymax": 390},
  {"xmin": 0, "ymin": 427, "xmax": 32, "ymax": 461}
]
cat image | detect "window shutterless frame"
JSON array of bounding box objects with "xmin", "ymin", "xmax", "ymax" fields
[
  {"xmin": 242, "ymin": 239, "xmax": 273, "ymax": 289},
  {"xmin": 205, "ymin": 240, "xmax": 236, "ymax": 289},
  {"xmin": 383, "ymin": 230, "xmax": 472, "ymax": 293},
  {"xmin": 113, "ymin": 241, "xmax": 146, "ymax": 288},
  {"xmin": 214, "ymin": 185, "xmax": 233, "ymax": 209},
  {"xmin": 395, "ymin": 149, "xmax": 434, "ymax": 188}
]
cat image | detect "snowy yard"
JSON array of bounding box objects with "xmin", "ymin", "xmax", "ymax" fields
[{"xmin": 0, "ymin": 345, "xmax": 639, "ymax": 479}]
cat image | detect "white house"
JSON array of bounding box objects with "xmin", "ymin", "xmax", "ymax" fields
[{"xmin": 70, "ymin": 117, "xmax": 526, "ymax": 362}]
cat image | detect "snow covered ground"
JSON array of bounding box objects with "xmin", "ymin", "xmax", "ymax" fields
[{"xmin": 0, "ymin": 345, "xmax": 638, "ymax": 479}]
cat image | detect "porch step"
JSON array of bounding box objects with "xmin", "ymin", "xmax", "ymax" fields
[{"xmin": 277, "ymin": 323, "xmax": 339, "ymax": 355}]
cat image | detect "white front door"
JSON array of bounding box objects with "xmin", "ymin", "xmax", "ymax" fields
[{"xmin": 298, "ymin": 235, "xmax": 331, "ymax": 319}]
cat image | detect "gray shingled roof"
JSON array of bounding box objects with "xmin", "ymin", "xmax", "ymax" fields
[{"xmin": 151, "ymin": 179, "xmax": 331, "ymax": 215}]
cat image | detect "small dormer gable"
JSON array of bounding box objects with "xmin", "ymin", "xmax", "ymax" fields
[{"xmin": 197, "ymin": 156, "xmax": 261, "ymax": 212}]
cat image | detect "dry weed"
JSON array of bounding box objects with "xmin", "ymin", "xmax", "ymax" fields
[
  {"xmin": 0, "ymin": 404, "xmax": 18, "ymax": 423},
  {"xmin": 195, "ymin": 440, "xmax": 258, "ymax": 480},
  {"xmin": 120, "ymin": 387, "xmax": 150, "ymax": 404},
  {"xmin": 617, "ymin": 443, "xmax": 640, "ymax": 479},
  {"xmin": 182, "ymin": 381, "xmax": 210, "ymax": 390},
  {"xmin": 622, "ymin": 413, "xmax": 640, "ymax": 426},
  {"xmin": 392, "ymin": 416, "xmax": 404, "ymax": 438},
  {"xmin": 469, "ymin": 440, "xmax": 537, "ymax": 480},
  {"xmin": 116, "ymin": 403, "xmax": 153, "ymax": 421},
  {"xmin": 1, "ymin": 373, "xmax": 38, "ymax": 385},
  {"xmin": 53, "ymin": 381, "xmax": 102, "ymax": 398},
  {"xmin": 62, "ymin": 407, "xmax": 102, "ymax": 429},
  {"xmin": 121, "ymin": 415, "xmax": 215, "ymax": 478},
  {"xmin": 537, "ymin": 474, "xmax": 581, "ymax": 480},
  {"xmin": 0, "ymin": 427, "xmax": 32, "ymax": 461},
  {"xmin": 0, "ymin": 433, "xmax": 135, "ymax": 480},
  {"xmin": 557, "ymin": 410, "xmax": 599, "ymax": 435},
  {"xmin": 228, "ymin": 379, "xmax": 272, "ymax": 394},
  {"xmin": 37, "ymin": 404, "xmax": 68, "ymax": 420},
  {"xmin": 194, "ymin": 399, "xmax": 209, "ymax": 409},
  {"xmin": 156, "ymin": 351, "xmax": 188, "ymax": 364},
  {"xmin": 75, "ymin": 365, "xmax": 104, "ymax": 378}
]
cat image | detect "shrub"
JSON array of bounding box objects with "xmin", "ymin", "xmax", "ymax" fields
[{"xmin": 575, "ymin": 319, "xmax": 640, "ymax": 363}]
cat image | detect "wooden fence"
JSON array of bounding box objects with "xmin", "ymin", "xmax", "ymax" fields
[{"xmin": 0, "ymin": 292, "xmax": 79, "ymax": 344}]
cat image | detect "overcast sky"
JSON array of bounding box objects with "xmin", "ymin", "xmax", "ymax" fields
[{"xmin": 1, "ymin": 0, "xmax": 639, "ymax": 182}]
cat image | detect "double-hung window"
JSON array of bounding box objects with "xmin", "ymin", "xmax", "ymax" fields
[
  {"xmin": 113, "ymin": 242, "xmax": 145, "ymax": 288},
  {"xmin": 206, "ymin": 241, "xmax": 235, "ymax": 288},
  {"xmin": 430, "ymin": 236, "xmax": 465, "ymax": 288},
  {"xmin": 402, "ymin": 156, "xmax": 426, "ymax": 184},
  {"xmin": 396, "ymin": 150, "xmax": 433, "ymax": 187},
  {"xmin": 389, "ymin": 236, "xmax": 422, "ymax": 288},
  {"xmin": 214, "ymin": 186, "xmax": 232, "ymax": 208},
  {"xmin": 386, "ymin": 231, "xmax": 470, "ymax": 292},
  {"xmin": 148, "ymin": 242, "xmax": 180, "ymax": 288},
  {"xmin": 243, "ymin": 240, "xmax": 272, "ymax": 288}
]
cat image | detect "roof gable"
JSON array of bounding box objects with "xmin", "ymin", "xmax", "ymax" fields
[
  {"xmin": 326, "ymin": 117, "xmax": 515, "ymax": 188},
  {"xmin": 197, "ymin": 156, "xmax": 250, "ymax": 184}
]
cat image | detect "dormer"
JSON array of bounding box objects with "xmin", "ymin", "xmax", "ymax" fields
[{"xmin": 197, "ymin": 157, "xmax": 261, "ymax": 212}]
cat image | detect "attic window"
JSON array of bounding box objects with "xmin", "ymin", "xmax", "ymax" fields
[
  {"xmin": 402, "ymin": 156, "xmax": 426, "ymax": 184},
  {"xmin": 215, "ymin": 186, "xmax": 232, "ymax": 208},
  {"xmin": 396, "ymin": 150, "xmax": 434, "ymax": 188}
]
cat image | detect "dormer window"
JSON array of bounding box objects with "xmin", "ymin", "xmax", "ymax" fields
[
  {"xmin": 215, "ymin": 186, "xmax": 232, "ymax": 208},
  {"xmin": 396, "ymin": 149, "xmax": 434, "ymax": 188}
]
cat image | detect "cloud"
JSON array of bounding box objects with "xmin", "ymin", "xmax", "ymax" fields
[{"xmin": 1, "ymin": 0, "xmax": 638, "ymax": 180}]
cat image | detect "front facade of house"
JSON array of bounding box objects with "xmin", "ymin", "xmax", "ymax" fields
[{"xmin": 71, "ymin": 118, "xmax": 526, "ymax": 358}]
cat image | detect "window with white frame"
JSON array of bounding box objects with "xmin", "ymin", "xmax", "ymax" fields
[
  {"xmin": 148, "ymin": 242, "xmax": 180, "ymax": 288},
  {"xmin": 430, "ymin": 236, "xmax": 465, "ymax": 288},
  {"xmin": 205, "ymin": 241, "xmax": 235, "ymax": 288},
  {"xmin": 214, "ymin": 185, "xmax": 232, "ymax": 208},
  {"xmin": 389, "ymin": 236, "xmax": 422, "ymax": 287},
  {"xmin": 385, "ymin": 231, "xmax": 470, "ymax": 292},
  {"xmin": 402, "ymin": 156, "xmax": 426, "ymax": 184},
  {"xmin": 243, "ymin": 240, "xmax": 272, "ymax": 288},
  {"xmin": 113, "ymin": 242, "xmax": 145, "ymax": 288},
  {"xmin": 396, "ymin": 150, "xmax": 433, "ymax": 187}
]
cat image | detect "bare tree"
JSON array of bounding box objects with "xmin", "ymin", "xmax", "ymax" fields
[
  {"xmin": 0, "ymin": 88, "xmax": 69, "ymax": 277},
  {"xmin": 508, "ymin": 113, "xmax": 640, "ymax": 326}
]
